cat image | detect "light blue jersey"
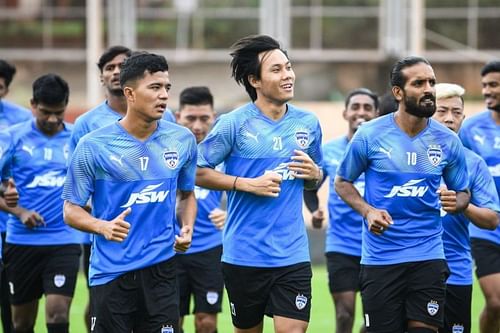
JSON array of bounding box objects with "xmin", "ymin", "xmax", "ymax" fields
[
  {"xmin": 0, "ymin": 100, "xmax": 32, "ymax": 233},
  {"xmin": 442, "ymin": 148, "xmax": 500, "ymax": 285},
  {"xmin": 3, "ymin": 120, "xmax": 79, "ymax": 246},
  {"xmin": 62, "ymin": 120, "xmax": 197, "ymax": 286},
  {"xmin": 0, "ymin": 131, "xmax": 14, "ymax": 257},
  {"xmin": 459, "ymin": 110, "xmax": 500, "ymax": 245},
  {"xmin": 70, "ymin": 101, "xmax": 177, "ymax": 244},
  {"xmin": 323, "ymin": 136, "xmax": 363, "ymax": 256},
  {"xmin": 177, "ymin": 186, "xmax": 223, "ymax": 254},
  {"xmin": 337, "ymin": 114, "xmax": 469, "ymax": 265},
  {"xmin": 198, "ymin": 103, "xmax": 323, "ymax": 267}
]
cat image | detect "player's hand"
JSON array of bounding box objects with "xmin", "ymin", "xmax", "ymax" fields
[
  {"xmin": 4, "ymin": 178, "xmax": 19, "ymax": 207},
  {"xmin": 100, "ymin": 208, "xmax": 131, "ymax": 242},
  {"xmin": 311, "ymin": 207, "xmax": 325, "ymax": 229},
  {"xmin": 175, "ymin": 225, "xmax": 193, "ymax": 253},
  {"xmin": 19, "ymin": 209, "xmax": 45, "ymax": 228},
  {"xmin": 209, "ymin": 208, "xmax": 226, "ymax": 230},
  {"xmin": 366, "ymin": 208, "xmax": 393, "ymax": 235},
  {"xmin": 437, "ymin": 186, "xmax": 458, "ymax": 214},
  {"xmin": 247, "ymin": 172, "xmax": 282, "ymax": 197},
  {"xmin": 288, "ymin": 150, "xmax": 321, "ymax": 181}
]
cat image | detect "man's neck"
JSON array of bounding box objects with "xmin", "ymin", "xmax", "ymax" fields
[
  {"xmin": 489, "ymin": 109, "xmax": 500, "ymax": 125},
  {"xmin": 107, "ymin": 94, "xmax": 127, "ymax": 116},
  {"xmin": 254, "ymin": 98, "xmax": 287, "ymax": 121},
  {"xmin": 394, "ymin": 109, "xmax": 428, "ymax": 137},
  {"xmin": 119, "ymin": 109, "xmax": 157, "ymax": 141}
]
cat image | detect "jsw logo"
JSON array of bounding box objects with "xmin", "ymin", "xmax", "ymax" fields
[
  {"xmin": 488, "ymin": 164, "xmax": 500, "ymax": 177},
  {"xmin": 121, "ymin": 183, "xmax": 169, "ymax": 208},
  {"xmin": 194, "ymin": 186, "xmax": 210, "ymax": 200},
  {"xmin": 384, "ymin": 178, "xmax": 429, "ymax": 198},
  {"xmin": 265, "ymin": 162, "xmax": 295, "ymax": 180},
  {"xmin": 26, "ymin": 170, "xmax": 65, "ymax": 188}
]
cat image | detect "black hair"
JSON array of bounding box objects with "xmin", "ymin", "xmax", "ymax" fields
[
  {"xmin": 179, "ymin": 86, "xmax": 214, "ymax": 109},
  {"xmin": 480, "ymin": 60, "xmax": 500, "ymax": 77},
  {"xmin": 345, "ymin": 88, "xmax": 378, "ymax": 110},
  {"xmin": 0, "ymin": 60, "xmax": 17, "ymax": 88},
  {"xmin": 390, "ymin": 56, "xmax": 431, "ymax": 89},
  {"xmin": 378, "ymin": 91, "xmax": 399, "ymax": 116},
  {"xmin": 97, "ymin": 45, "xmax": 132, "ymax": 73},
  {"xmin": 119, "ymin": 52, "xmax": 169, "ymax": 88},
  {"xmin": 230, "ymin": 35, "xmax": 286, "ymax": 102},
  {"xmin": 32, "ymin": 74, "xmax": 69, "ymax": 105}
]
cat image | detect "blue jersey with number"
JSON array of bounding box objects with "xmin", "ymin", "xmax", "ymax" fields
[
  {"xmin": 198, "ymin": 103, "xmax": 323, "ymax": 267},
  {"xmin": 337, "ymin": 114, "xmax": 469, "ymax": 265},
  {"xmin": 0, "ymin": 100, "xmax": 32, "ymax": 233},
  {"xmin": 442, "ymin": 148, "xmax": 500, "ymax": 285},
  {"xmin": 323, "ymin": 136, "xmax": 363, "ymax": 256},
  {"xmin": 3, "ymin": 120, "xmax": 79, "ymax": 245},
  {"xmin": 459, "ymin": 110, "xmax": 500, "ymax": 245},
  {"xmin": 62, "ymin": 120, "xmax": 197, "ymax": 286},
  {"xmin": 70, "ymin": 101, "xmax": 177, "ymax": 244}
]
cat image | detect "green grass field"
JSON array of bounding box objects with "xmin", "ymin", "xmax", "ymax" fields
[{"xmin": 25, "ymin": 265, "xmax": 484, "ymax": 332}]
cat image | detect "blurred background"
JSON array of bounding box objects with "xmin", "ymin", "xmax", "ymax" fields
[{"xmin": 0, "ymin": 0, "xmax": 499, "ymax": 119}]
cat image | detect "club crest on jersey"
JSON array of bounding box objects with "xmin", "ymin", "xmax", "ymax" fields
[
  {"xmin": 161, "ymin": 325, "xmax": 174, "ymax": 333},
  {"xmin": 295, "ymin": 130, "xmax": 310, "ymax": 149},
  {"xmin": 452, "ymin": 324, "xmax": 464, "ymax": 333},
  {"xmin": 206, "ymin": 291, "xmax": 219, "ymax": 305},
  {"xmin": 163, "ymin": 150, "xmax": 179, "ymax": 169},
  {"xmin": 427, "ymin": 300, "xmax": 439, "ymax": 316},
  {"xmin": 54, "ymin": 274, "xmax": 66, "ymax": 288},
  {"xmin": 295, "ymin": 294, "xmax": 307, "ymax": 310},
  {"xmin": 427, "ymin": 144, "xmax": 442, "ymax": 166}
]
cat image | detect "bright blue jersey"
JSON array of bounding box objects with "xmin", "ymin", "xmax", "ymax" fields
[
  {"xmin": 62, "ymin": 120, "xmax": 197, "ymax": 286},
  {"xmin": 459, "ymin": 110, "xmax": 500, "ymax": 245},
  {"xmin": 177, "ymin": 186, "xmax": 223, "ymax": 254},
  {"xmin": 70, "ymin": 102, "xmax": 176, "ymax": 244},
  {"xmin": 337, "ymin": 114, "xmax": 469, "ymax": 265},
  {"xmin": 0, "ymin": 131, "xmax": 14, "ymax": 257},
  {"xmin": 323, "ymin": 136, "xmax": 363, "ymax": 256},
  {"xmin": 4, "ymin": 120, "xmax": 79, "ymax": 245},
  {"xmin": 442, "ymin": 148, "xmax": 500, "ymax": 285},
  {"xmin": 0, "ymin": 100, "xmax": 32, "ymax": 233},
  {"xmin": 198, "ymin": 103, "xmax": 323, "ymax": 267}
]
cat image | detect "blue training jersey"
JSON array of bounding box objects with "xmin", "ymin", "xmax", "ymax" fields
[
  {"xmin": 337, "ymin": 114, "xmax": 469, "ymax": 265},
  {"xmin": 198, "ymin": 103, "xmax": 323, "ymax": 267},
  {"xmin": 62, "ymin": 120, "xmax": 197, "ymax": 286},
  {"xmin": 4, "ymin": 120, "xmax": 79, "ymax": 245},
  {"xmin": 323, "ymin": 136, "xmax": 363, "ymax": 256},
  {"xmin": 176, "ymin": 186, "xmax": 223, "ymax": 254},
  {"xmin": 0, "ymin": 131, "xmax": 14, "ymax": 257},
  {"xmin": 459, "ymin": 110, "xmax": 500, "ymax": 245},
  {"xmin": 0, "ymin": 100, "xmax": 32, "ymax": 233},
  {"xmin": 442, "ymin": 148, "xmax": 500, "ymax": 285},
  {"xmin": 70, "ymin": 101, "xmax": 177, "ymax": 244}
]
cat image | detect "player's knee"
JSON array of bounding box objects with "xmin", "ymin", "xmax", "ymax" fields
[
  {"xmin": 485, "ymin": 296, "xmax": 500, "ymax": 314},
  {"xmin": 45, "ymin": 306, "xmax": 69, "ymax": 324},
  {"xmin": 11, "ymin": 319, "xmax": 35, "ymax": 333},
  {"xmin": 195, "ymin": 313, "xmax": 217, "ymax": 333}
]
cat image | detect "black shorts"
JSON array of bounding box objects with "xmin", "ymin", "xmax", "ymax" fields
[
  {"xmin": 439, "ymin": 284, "xmax": 471, "ymax": 333},
  {"xmin": 360, "ymin": 260, "xmax": 449, "ymax": 333},
  {"xmin": 471, "ymin": 238, "xmax": 500, "ymax": 278},
  {"xmin": 177, "ymin": 245, "xmax": 224, "ymax": 316},
  {"xmin": 82, "ymin": 243, "xmax": 91, "ymax": 284},
  {"xmin": 4, "ymin": 243, "xmax": 81, "ymax": 305},
  {"xmin": 222, "ymin": 262, "xmax": 312, "ymax": 329},
  {"xmin": 89, "ymin": 258, "xmax": 179, "ymax": 333},
  {"xmin": 326, "ymin": 252, "xmax": 361, "ymax": 293}
]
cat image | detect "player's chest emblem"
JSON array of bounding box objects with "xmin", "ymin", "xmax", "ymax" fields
[
  {"xmin": 163, "ymin": 149, "xmax": 179, "ymax": 169},
  {"xmin": 295, "ymin": 130, "xmax": 310, "ymax": 149},
  {"xmin": 63, "ymin": 144, "xmax": 69, "ymax": 160},
  {"xmin": 494, "ymin": 137, "xmax": 500, "ymax": 149},
  {"xmin": 427, "ymin": 144, "xmax": 442, "ymax": 166}
]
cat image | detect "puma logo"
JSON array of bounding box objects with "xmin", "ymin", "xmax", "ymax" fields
[{"xmin": 379, "ymin": 147, "xmax": 392, "ymax": 159}]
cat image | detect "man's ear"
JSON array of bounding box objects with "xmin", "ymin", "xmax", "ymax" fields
[
  {"xmin": 392, "ymin": 86, "xmax": 403, "ymax": 102},
  {"xmin": 248, "ymin": 74, "xmax": 260, "ymax": 89},
  {"xmin": 123, "ymin": 86, "xmax": 134, "ymax": 103},
  {"xmin": 30, "ymin": 98, "xmax": 36, "ymax": 109}
]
